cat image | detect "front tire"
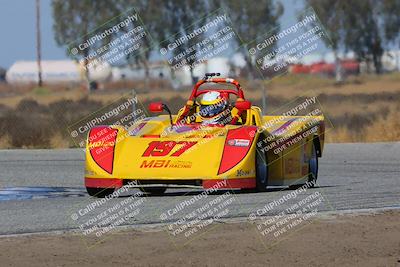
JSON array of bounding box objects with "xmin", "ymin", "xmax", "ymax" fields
[
  {"xmin": 86, "ymin": 187, "xmax": 115, "ymax": 198},
  {"xmin": 255, "ymin": 145, "xmax": 268, "ymax": 192}
]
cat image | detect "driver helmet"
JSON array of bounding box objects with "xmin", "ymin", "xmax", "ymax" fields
[{"xmin": 199, "ymin": 91, "xmax": 230, "ymax": 123}]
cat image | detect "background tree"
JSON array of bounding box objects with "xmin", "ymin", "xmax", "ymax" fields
[
  {"xmin": 120, "ymin": 0, "xmax": 163, "ymax": 83},
  {"xmin": 160, "ymin": 0, "xmax": 209, "ymax": 84},
  {"xmin": 341, "ymin": 0, "xmax": 383, "ymax": 73},
  {"xmin": 214, "ymin": 0, "xmax": 284, "ymax": 78},
  {"xmin": 304, "ymin": 0, "xmax": 400, "ymax": 74},
  {"xmin": 382, "ymin": 0, "xmax": 400, "ymax": 71},
  {"xmin": 382, "ymin": 0, "xmax": 400, "ymax": 43},
  {"xmin": 52, "ymin": 0, "xmax": 120, "ymax": 88},
  {"xmin": 302, "ymin": 0, "xmax": 346, "ymax": 81},
  {"xmin": 53, "ymin": 0, "xmax": 284, "ymax": 85}
]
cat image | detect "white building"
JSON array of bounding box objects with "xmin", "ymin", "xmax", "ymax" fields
[{"xmin": 6, "ymin": 60, "xmax": 112, "ymax": 85}]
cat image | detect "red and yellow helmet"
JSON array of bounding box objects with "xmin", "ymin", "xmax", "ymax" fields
[{"xmin": 199, "ymin": 91, "xmax": 229, "ymax": 119}]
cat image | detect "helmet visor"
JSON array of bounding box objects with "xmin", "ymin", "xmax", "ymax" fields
[{"xmin": 200, "ymin": 101, "xmax": 227, "ymax": 118}]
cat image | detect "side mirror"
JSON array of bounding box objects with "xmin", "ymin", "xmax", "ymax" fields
[
  {"xmin": 148, "ymin": 102, "xmax": 174, "ymax": 127},
  {"xmin": 148, "ymin": 102, "xmax": 164, "ymax": 113},
  {"xmin": 235, "ymin": 100, "xmax": 251, "ymax": 111}
]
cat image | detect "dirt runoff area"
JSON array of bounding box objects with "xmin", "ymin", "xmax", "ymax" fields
[{"xmin": 0, "ymin": 210, "xmax": 399, "ymax": 267}]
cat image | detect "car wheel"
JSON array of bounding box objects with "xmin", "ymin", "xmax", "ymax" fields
[
  {"xmin": 255, "ymin": 145, "xmax": 268, "ymax": 192},
  {"xmin": 289, "ymin": 141, "xmax": 319, "ymax": 190},
  {"xmin": 308, "ymin": 141, "xmax": 318, "ymax": 187},
  {"xmin": 86, "ymin": 187, "xmax": 115, "ymax": 198},
  {"xmin": 139, "ymin": 187, "xmax": 167, "ymax": 196}
]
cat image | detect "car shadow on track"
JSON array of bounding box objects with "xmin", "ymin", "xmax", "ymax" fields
[{"xmin": 117, "ymin": 185, "xmax": 337, "ymax": 198}]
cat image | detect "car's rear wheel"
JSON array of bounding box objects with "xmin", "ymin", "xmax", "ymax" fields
[
  {"xmin": 86, "ymin": 187, "xmax": 115, "ymax": 198},
  {"xmin": 308, "ymin": 141, "xmax": 318, "ymax": 187},
  {"xmin": 139, "ymin": 187, "xmax": 167, "ymax": 196},
  {"xmin": 255, "ymin": 144, "xmax": 268, "ymax": 192},
  {"xmin": 289, "ymin": 141, "xmax": 318, "ymax": 190}
]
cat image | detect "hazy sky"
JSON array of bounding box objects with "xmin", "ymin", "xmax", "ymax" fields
[
  {"xmin": 0, "ymin": 0, "xmax": 305, "ymax": 69},
  {"xmin": 0, "ymin": 0, "xmax": 64, "ymax": 68}
]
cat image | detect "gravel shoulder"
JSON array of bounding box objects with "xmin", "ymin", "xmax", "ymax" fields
[{"xmin": 0, "ymin": 210, "xmax": 399, "ymax": 267}]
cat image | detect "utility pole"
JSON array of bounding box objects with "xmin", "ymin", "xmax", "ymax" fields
[{"xmin": 36, "ymin": 0, "xmax": 43, "ymax": 87}]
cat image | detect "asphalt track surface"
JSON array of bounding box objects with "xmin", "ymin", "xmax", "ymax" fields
[{"xmin": 0, "ymin": 143, "xmax": 399, "ymax": 235}]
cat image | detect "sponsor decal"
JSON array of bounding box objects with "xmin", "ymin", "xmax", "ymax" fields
[
  {"xmin": 129, "ymin": 122, "xmax": 146, "ymax": 136},
  {"xmin": 227, "ymin": 139, "xmax": 250, "ymax": 147},
  {"xmin": 139, "ymin": 160, "xmax": 192, "ymax": 168},
  {"xmin": 174, "ymin": 125, "xmax": 198, "ymax": 133},
  {"xmin": 236, "ymin": 169, "xmax": 255, "ymax": 177},
  {"xmin": 218, "ymin": 126, "xmax": 257, "ymax": 175},
  {"xmin": 142, "ymin": 141, "xmax": 197, "ymax": 157},
  {"xmin": 270, "ymin": 118, "xmax": 298, "ymax": 136},
  {"xmin": 89, "ymin": 127, "xmax": 118, "ymax": 174},
  {"xmin": 88, "ymin": 141, "xmax": 116, "ymax": 148}
]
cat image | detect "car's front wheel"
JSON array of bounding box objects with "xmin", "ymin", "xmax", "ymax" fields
[{"xmin": 255, "ymin": 144, "xmax": 268, "ymax": 192}]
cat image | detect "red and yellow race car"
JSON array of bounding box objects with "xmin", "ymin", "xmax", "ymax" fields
[{"xmin": 85, "ymin": 73, "xmax": 325, "ymax": 197}]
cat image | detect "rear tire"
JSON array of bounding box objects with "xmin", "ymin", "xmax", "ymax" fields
[
  {"xmin": 255, "ymin": 143, "xmax": 268, "ymax": 192},
  {"xmin": 86, "ymin": 187, "xmax": 115, "ymax": 198},
  {"xmin": 288, "ymin": 141, "xmax": 318, "ymax": 190},
  {"xmin": 139, "ymin": 187, "xmax": 167, "ymax": 196},
  {"xmin": 308, "ymin": 141, "xmax": 318, "ymax": 187}
]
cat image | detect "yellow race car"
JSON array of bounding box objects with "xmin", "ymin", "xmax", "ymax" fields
[{"xmin": 85, "ymin": 73, "xmax": 325, "ymax": 197}]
